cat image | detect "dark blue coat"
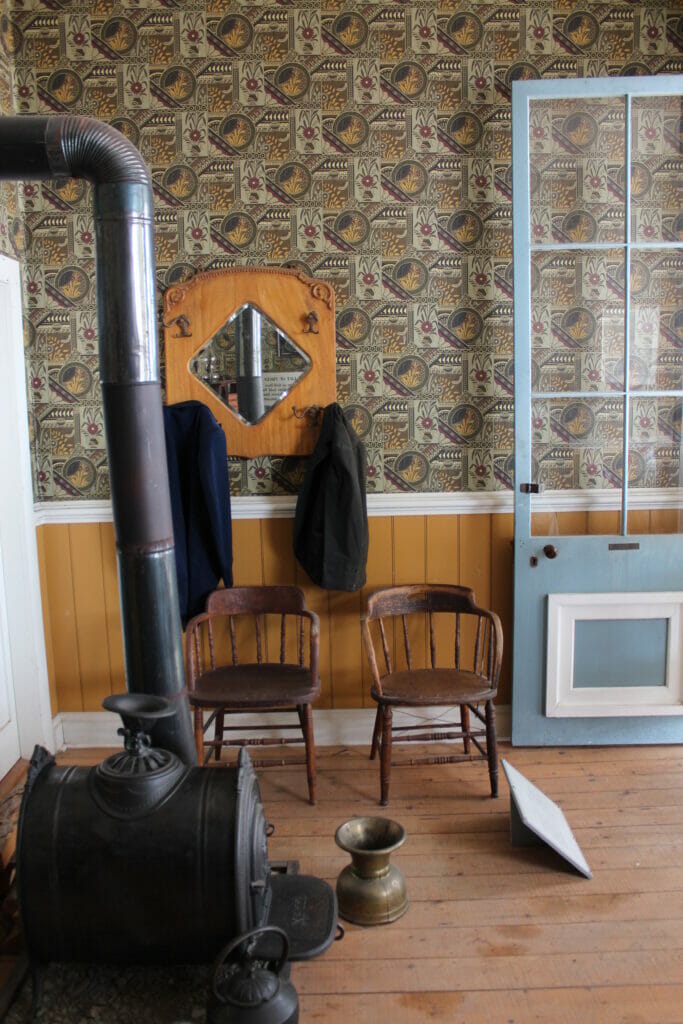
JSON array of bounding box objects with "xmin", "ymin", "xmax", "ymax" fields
[{"xmin": 163, "ymin": 401, "xmax": 233, "ymax": 625}]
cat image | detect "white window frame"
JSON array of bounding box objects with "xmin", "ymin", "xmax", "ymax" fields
[{"xmin": 546, "ymin": 591, "xmax": 683, "ymax": 717}]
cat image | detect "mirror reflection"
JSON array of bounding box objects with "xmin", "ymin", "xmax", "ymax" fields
[{"xmin": 189, "ymin": 303, "xmax": 311, "ymax": 425}]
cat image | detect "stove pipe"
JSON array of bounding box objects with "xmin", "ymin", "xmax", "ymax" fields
[{"xmin": 0, "ymin": 115, "xmax": 196, "ymax": 764}]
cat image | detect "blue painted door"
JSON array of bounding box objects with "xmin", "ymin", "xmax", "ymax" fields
[{"xmin": 512, "ymin": 77, "xmax": 683, "ymax": 745}]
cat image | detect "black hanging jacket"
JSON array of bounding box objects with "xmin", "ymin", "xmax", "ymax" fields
[
  {"xmin": 293, "ymin": 403, "xmax": 368, "ymax": 591},
  {"xmin": 163, "ymin": 401, "xmax": 233, "ymax": 626}
]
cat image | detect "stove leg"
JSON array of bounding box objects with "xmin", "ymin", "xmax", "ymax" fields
[
  {"xmin": 0, "ymin": 952, "xmax": 29, "ymax": 1020},
  {"xmin": 29, "ymin": 961, "xmax": 45, "ymax": 1021}
]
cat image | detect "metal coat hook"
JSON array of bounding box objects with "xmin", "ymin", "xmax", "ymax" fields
[
  {"xmin": 292, "ymin": 404, "xmax": 323, "ymax": 426},
  {"xmin": 164, "ymin": 313, "xmax": 192, "ymax": 337},
  {"xmin": 303, "ymin": 310, "xmax": 319, "ymax": 334}
]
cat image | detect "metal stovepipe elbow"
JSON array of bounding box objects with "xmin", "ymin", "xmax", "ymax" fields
[{"xmin": 0, "ymin": 115, "xmax": 196, "ymax": 764}]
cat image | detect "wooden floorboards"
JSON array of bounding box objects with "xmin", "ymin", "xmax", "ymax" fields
[
  {"xmin": 257, "ymin": 742, "xmax": 683, "ymax": 1024},
  {"xmin": 44, "ymin": 742, "xmax": 683, "ymax": 1023}
]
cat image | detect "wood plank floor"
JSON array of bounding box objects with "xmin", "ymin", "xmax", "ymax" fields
[
  {"xmin": 257, "ymin": 741, "xmax": 683, "ymax": 1024},
  {"xmin": 15, "ymin": 742, "xmax": 683, "ymax": 1023}
]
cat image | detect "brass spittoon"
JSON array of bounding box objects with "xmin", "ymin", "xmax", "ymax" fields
[{"xmin": 334, "ymin": 816, "xmax": 408, "ymax": 926}]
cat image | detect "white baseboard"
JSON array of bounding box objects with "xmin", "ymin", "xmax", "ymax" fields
[{"xmin": 53, "ymin": 705, "xmax": 511, "ymax": 752}]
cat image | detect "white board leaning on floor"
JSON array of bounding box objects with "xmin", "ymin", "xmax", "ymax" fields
[{"xmin": 502, "ymin": 759, "xmax": 592, "ymax": 879}]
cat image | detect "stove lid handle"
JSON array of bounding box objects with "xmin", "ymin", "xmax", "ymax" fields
[{"xmin": 211, "ymin": 925, "xmax": 290, "ymax": 1002}]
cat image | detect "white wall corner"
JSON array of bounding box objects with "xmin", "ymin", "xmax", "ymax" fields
[{"xmin": 51, "ymin": 713, "xmax": 65, "ymax": 752}]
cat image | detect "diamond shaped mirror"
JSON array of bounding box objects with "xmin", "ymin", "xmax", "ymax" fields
[{"xmin": 189, "ymin": 304, "xmax": 312, "ymax": 426}]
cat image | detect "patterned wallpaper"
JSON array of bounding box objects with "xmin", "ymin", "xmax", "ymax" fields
[
  {"xmin": 0, "ymin": 1, "xmax": 681, "ymax": 500},
  {"xmin": 0, "ymin": 0, "xmax": 18, "ymax": 254}
]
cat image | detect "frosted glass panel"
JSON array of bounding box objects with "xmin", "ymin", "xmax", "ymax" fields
[
  {"xmin": 573, "ymin": 618, "xmax": 668, "ymax": 688},
  {"xmin": 531, "ymin": 249, "xmax": 625, "ymax": 393},
  {"xmin": 531, "ymin": 396, "xmax": 623, "ymax": 492},
  {"xmin": 628, "ymin": 248, "xmax": 683, "ymax": 393},
  {"xmin": 630, "ymin": 95, "xmax": 682, "ymax": 244},
  {"xmin": 529, "ymin": 96, "xmax": 626, "ymax": 244}
]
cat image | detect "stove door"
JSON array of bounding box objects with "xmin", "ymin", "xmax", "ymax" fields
[{"xmin": 234, "ymin": 749, "xmax": 272, "ymax": 933}]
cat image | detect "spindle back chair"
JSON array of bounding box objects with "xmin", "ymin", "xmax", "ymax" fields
[
  {"xmin": 362, "ymin": 584, "xmax": 502, "ymax": 806},
  {"xmin": 186, "ymin": 585, "xmax": 320, "ymax": 803}
]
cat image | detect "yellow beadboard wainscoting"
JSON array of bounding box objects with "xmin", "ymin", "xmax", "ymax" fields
[
  {"xmin": 36, "ymin": 506, "xmax": 679, "ymax": 720},
  {"xmin": 36, "ymin": 512, "xmax": 514, "ymax": 717}
]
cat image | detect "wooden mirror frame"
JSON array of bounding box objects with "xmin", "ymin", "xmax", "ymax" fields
[{"xmin": 163, "ymin": 267, "xmax": 336, "ymax": 457}]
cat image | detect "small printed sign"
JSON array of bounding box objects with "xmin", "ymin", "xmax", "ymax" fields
[{"xmin": 502, "ymin": 759, "xmax": 592, "ymax": 879}]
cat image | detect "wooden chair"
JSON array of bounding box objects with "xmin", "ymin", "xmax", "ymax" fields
[
  {"xmin": 362, "ymin": 584, "xmax": 502, "ymax": 806},
  {"xmin": 185, "ymin": 585, "xmax": 321, "ymax": 804}
]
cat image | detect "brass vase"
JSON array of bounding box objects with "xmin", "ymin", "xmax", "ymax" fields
[{"xmin": 334, "ymin": 817, "xmax": 408, "ymax": 926}]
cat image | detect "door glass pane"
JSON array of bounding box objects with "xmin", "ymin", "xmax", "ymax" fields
[
  {"xmin": 627, "ymin": 393, "xmax": 682, "ymax": 534},
  {"xmin": 630, "ymin": 95, "xmax": 682, "ymax": 244},
  {"xmin": 532, "ymin": 395, "xmax": 624, "ymax": 497},
  {"xmin": 524, "ymin": 84, "xmax": 682, "ymax": 541},
  {"xmin": 531, "ymin": 250, "xmax": 625, "ymax": 393},
  {"xmin": 630, "ymin": 395, "xmax": 680, "ymax": 479},
  {"xmin": 574, "ymin": 618, "xmax": 668, "ymax": 688},
  {"xmin": 628, "ymin": 249, "xmax": 683, "ymax": 392},
  {"xmin": 529, "ymin": 97, "xmax": 626, "ymax": 245}
]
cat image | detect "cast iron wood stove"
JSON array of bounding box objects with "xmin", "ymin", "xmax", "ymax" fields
[{"xmin": 0, "ymin": 115, "xmax": 338, "ymax": 1002}]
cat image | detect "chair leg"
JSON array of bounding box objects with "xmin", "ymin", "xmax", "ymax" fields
[
  {"xmin": 193, "ymin": 708, "xmax": 205, "ymax": 764},
  {"xmin": 485, "ymin": 699, "xmax": 498, "ymax": 798},
  {"xmin": 379, "ymin": 705, "xmax": 392, "ymax": 807},
  {"xmin": 460, "ymin": 704, "xmax": 471, "ymax": 755},
  {"xmin": 369, "ymin": 705, "xmax": 382, "ymax": 761},
  {"xmin": 298, "ymin": 703, "xmax": 317, "ymax": 805},
  {"xmin": 213, "ymin": 710, "xmax": 224, "ymax": 762}
]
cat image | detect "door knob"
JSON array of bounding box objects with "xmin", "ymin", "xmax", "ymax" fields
[{"xmin": 543, "ymin": 544, "xmax": 558, "ymax": 559}]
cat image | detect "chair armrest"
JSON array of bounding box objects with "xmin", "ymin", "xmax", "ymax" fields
[
  {"xmin": 470, "ymin": 605, "xmax": 504, "ymax": 689},
  {"xmin": 361, "ymin": 615, "xmax": 384, "ymax": 696},
  {"xmin": 300, "ymin": 609, "xmax": 320, "ymax": 681},
  {"xmin": 185, "ymin": 610, "xmax": 213, "ymax": 690},
  {"xmin": 300, "ymin": 607, "xmax": 320, "ymax": 636}
]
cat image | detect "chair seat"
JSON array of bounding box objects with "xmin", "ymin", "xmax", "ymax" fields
[
  {"xmin": 372, "ymin": 668, "xmax": 496, "ymax": 706},
  {"xmin": 190, "ymin": 663, "xmax": 320, "ymax": 710}
]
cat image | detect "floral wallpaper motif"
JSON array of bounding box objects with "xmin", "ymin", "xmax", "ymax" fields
[{"xmin": 1, "ymin": 0, "xmax": 681, "ymax": 499}]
